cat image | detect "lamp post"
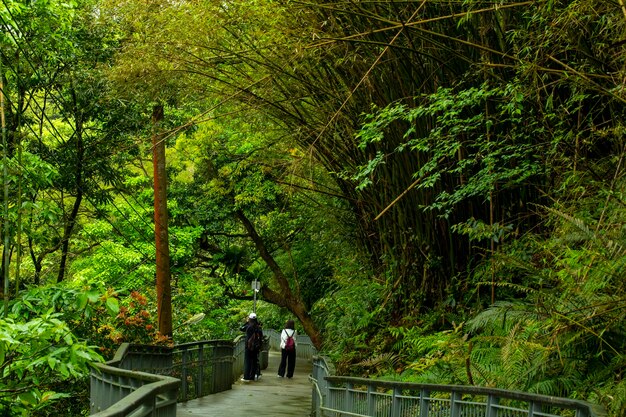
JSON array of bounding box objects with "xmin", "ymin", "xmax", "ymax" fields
[{"xmin": 252, "ymin": 279, "xmax": 260, "ymax": 313}]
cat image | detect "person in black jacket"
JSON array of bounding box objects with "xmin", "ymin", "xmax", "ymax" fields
[{"xmin": 242, "ymin": 313, "xmax": 263, "ymax": 381}]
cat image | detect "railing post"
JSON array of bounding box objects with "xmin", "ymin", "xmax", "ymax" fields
[
  {"xmin": 210, "ymin": 346, "xmax": 221, "ymax": 392},
  {"xmin": 451, "ymin": 391, "xmax": 461, "ymax": 417},
  {"xmin": 212, "ymin": 343, "xmax": 219, "ymax": 393},
  {"xmin": 311, "ymin": 359, "xmax": 326, "ymax": 417},
  {"xmin": 367, "ymin": 385, "xmax": 375, "ymax": 416},
  {"xmin": 486, "ymin": 393, "xmax": 499, "ymax": 417},
  {"xmin": 345, "ymin": 382, "xmax": 353, "ymax": 414},
  {"xmin": 181, "ymin": 347, "xmax": 189, "ymax": 401},
  {"xmin": 197, "ymin": 344, "xmax": 204, "ymax": 398},
  {"xmin": 576, "ymin": 407, "xmax": 590, "ymax": 417},
  {"xmin": 419, "ymin": 389, "xmax": 430, "ymax": 417},
  {"xmin": 529, "ymin": 400, "xmax": 542, "ymax": 417},
  {"xmin": 391, "ymin": 387, "xmax": 401, "ymax": 417}
]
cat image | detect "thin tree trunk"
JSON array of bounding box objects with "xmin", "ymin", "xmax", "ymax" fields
[
  {"xmin": 56, "ymin": 195, "xmax": 82, "ymax": 283},
  {"xmin": 57, "ymin": 88, "xmax": 84, "ymax": 283}
]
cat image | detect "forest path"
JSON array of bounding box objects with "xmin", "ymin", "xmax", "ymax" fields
[{"xmin": 177, "ymin": 351, "xmax": 313, "ymax": 417}]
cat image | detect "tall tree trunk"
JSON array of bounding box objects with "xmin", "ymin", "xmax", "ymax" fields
[
  {"xmin": 152, "ymin": 104, "xmax": 173, "ymax": 337},
  {"xmin": 29, "ymin": 237, "xmax": 43, "ymax": 286}
]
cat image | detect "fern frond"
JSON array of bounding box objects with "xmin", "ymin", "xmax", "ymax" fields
[
  {"xmin": 543, "ymin": 206, "xmax": 596, "ymax": 241},
  {"xmin": 467, "ymin": 301, "xmax": 540, "ymax": 334},
  {"xmin": 476, "ymin": 281, "xmax": 537, "ymax": 295},
  {"xmin": 357, "ymin": 352, "xmax": 399, "ymax": 371}
]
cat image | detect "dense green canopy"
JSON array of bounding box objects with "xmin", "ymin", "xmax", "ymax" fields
[{"xmin": 0, "ymin": 0, "xmax": 625, "ymax": 415}]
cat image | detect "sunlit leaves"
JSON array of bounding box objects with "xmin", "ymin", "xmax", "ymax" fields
[{"xmin": 0, "ymin": 311, "xmax": 103, "ymax": 415}]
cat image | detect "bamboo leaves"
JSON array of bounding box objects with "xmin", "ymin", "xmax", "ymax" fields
[{"xmin": 354, "ymin": 82, "xmax": 545, "ymax": 217}]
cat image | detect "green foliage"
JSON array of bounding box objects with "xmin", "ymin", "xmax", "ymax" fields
[
  {"xmin": 312, "ymin": 276, "xmax": 386, "ymax": 368},
  {"xmin": 2, "ymin": 0, "xmax": 625, "ymax": 415},
  {"xmin": 11, "ymin": 283, "xmax": 119, "ymax": 322},
  {"xmin": 171, "ymin": 271, "xmax": 241, "ymax": 343},
  {"xmin": 0, "ymin": 310, "xmax": 103, "ymax": 415},
  {"xmin": 4, "ymin": 284, "xmax": 176, "ymax": 415},
  {"xmin": 390, "ymin": 173, "xmax": 626, "ymax": 415},
  {"xmin": 394, "ymin": 326, "xmax": 469, "ymax": 385},
  {"xmin": 356, "ymin": 82, "xmax": 546, "ymax": 217},
  {"xmin": 0, "ymin": 0, "xmax": 77, "ymax": 59},
  {"xmin": 70, "ymin": 209, "xmax": 155, "ymax": 288},
  {"xmin": 451, "ymin": 217, "xmax": 514, "ymax": 244}
]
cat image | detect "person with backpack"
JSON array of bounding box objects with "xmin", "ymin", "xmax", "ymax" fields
[
  {"xmin": 277, "ymin": 319, "xmax": 297, "ymax": 378},
  {"xmin": 242, "ymin": 313, "xmax": 263, "ymax": 382}
]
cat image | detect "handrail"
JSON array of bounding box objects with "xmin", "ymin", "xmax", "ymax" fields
[
  {"xmin": 311, "ymin": 355, "xmax": 606, "ymax": 417},
  {"xmin": 90, "ymin": 344, "xmax": 179, "ymax": 416},
  {"xmin": 90, "ymin": 330, "xmax": 316, "ymax": 416},
  {"xmin": 92, "ymin": 334, "xmax": 606, "ymax": 417},
  {"xmin": 90, "ymin": 340, "xmax": 235, "ymax": 416},
  {"xmin": 90, "ymin": 363, "xmax": 179, "ymax": 417},
  {"xmin": 232, "ymin": 334, "xmax": 246, "ymax": 380}
]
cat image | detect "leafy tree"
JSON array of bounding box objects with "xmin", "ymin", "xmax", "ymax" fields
[
  {"xmin": 0, "ymin": 0, "xmax": 79, "ymax": 293},
  {"xmin": 165, "ymin": 114, "xmax": 354, "ymax": 347},
  {"xmin": 0, "ymin": 284, "xmax": 116, "ymax": 416},
  {"xmin": 1, "ymin": 0, "xmax": 147, "ymax": 295},
  {"xmin": 0, "ymin": 313, "xmax": 102, "ymax": 415}
]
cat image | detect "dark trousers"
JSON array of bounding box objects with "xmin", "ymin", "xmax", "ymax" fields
[
  {"xmin": 278, "ymin": 348, "xmax": 296, "ymax": 378},
  {"xmin": 244, "ymin": 349, "xmax": 259, "ymax": 380}
]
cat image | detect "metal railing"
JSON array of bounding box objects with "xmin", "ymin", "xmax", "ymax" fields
[
  {"xmin": 90, "ymin": 329, "xmax": 307, "ymax": 416},
  {"xmin": 90, "ymin": 344, "xmax": 179, "ymax": 417},
  {"xmin": 90, "ymin": 330, "xmax": 316, "ymax": 416},
  {"xmin": 311, "ymin": 356, "xmax": 606, "ymax": 417},
  {"xmin": 90, "ymin": 340, "xmax": 235, "ymax": 416},
  {"xmin": 232, "ymin": 334, "xmax": 246, "ymax": 380},
  {"xmin": 92, "ymin": 332, "xmax": 606, "ymax": 417},
  {"xmin": 168, "ymin": 340, "xmax": 234, "ymax": 401}
]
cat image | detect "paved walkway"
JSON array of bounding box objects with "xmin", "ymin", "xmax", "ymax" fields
[{"xmin": 177, "ymin": 351, "xmax": 313, "ymax": 417}]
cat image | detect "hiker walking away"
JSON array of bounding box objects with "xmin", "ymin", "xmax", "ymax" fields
[
  {"xmin": 242, "ymin": 313, "xmax": 263, "ymax": 382},
  {"xmin": 277, "ymin": 319, "xmax": 297, "ymax": 378},
  {"xmin": 240, "ymin": 313, "xmax": 263, "ymax": 379}
]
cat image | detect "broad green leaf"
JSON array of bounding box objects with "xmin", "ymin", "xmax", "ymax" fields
[
  {"xmin": 105, "ymin": 297, "xmax": 120, "ymax": 315},
  {"xmin": 76, "ymin": 292, "xmax": 89, "ymax": 309},
  {"xmin": 18, "ymin": 392, "xmax": 37, "ymax": 406}
]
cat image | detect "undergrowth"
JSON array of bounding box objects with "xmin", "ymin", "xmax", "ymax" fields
[{"xmin": 345, "ymin": 174, "xmax": 626, "ymax": 417}]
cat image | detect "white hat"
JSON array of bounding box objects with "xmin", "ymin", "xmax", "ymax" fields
[{"xmin": 249, "ymin": 313, "xmax": 257, "ymax": 319}]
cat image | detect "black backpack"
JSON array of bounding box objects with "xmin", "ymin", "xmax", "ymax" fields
[{"xmin": 246, "ymin": 326, "xmax": 262, "ymax": 351}]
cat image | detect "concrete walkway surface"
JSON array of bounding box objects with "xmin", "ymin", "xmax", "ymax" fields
[{"xmin": 177, "ymin": 351, "xmax": 313, "ymax": 417}]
